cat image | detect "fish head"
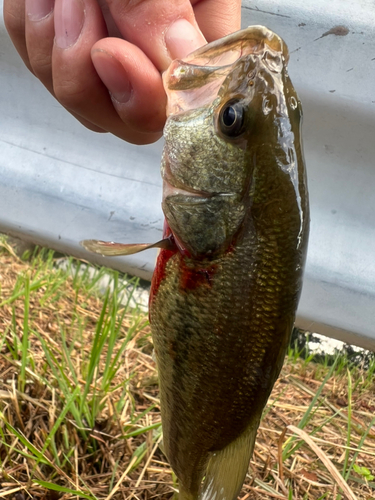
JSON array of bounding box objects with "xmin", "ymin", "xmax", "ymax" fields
[{"xmin": 162, "ymin": 25, "xmax": 306, "ymax": 259}]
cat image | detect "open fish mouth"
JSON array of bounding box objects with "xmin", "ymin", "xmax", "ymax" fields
[
  {"xmin": 163, "ymin": 178, "xmax": 211, "ymax": 199},
  {"xmin": 163, "ymin": 179, "xmax": 237, "ymax": 203}
]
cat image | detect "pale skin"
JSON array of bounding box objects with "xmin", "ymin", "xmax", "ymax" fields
[{"xmin": 3, "ymin": 0, "xmax": 241, "ymax": 145}]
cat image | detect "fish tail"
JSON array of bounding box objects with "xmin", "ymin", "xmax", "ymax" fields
[
  {"xmin": 198, "ymin": 423, "xmax": 259, "ymax": 500},
  {"xmin": 178, "ymin": 485, "xmax": 198, "ymax": 500}
]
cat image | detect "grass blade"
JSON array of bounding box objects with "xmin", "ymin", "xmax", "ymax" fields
[
  {"xmin": 38, "ymin": 385, "xmax": 81, "ymax": 465},
  {"xmin": 283, "ymin": 356, "xmax": 339, "ymax": 461},
  {"xmin": 342, "ymin": 368, "xmax": 352, "ymax": 478},
  {"xmin": 19, "ymin": 274, "xmax": 30, "ymax": 393},
  {"xmin": 32, "ymin": 479, "xmax": 95, "ymax": 500},
  {"xmin": 0, "ymin": 411, "xmax": 52, "ymax": 466}
]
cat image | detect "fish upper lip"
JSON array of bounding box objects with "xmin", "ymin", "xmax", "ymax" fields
[
  {"xmin": 163, "ymin": 178, "xmax": 212, "ymax": 198},
  {"xmin": 163, "ymin": 179, "xmax": 236, "ymax": 200}
]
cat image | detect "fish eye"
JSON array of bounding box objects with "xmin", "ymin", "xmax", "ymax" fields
[{"xmin": 219, "ymin": 100, "xmax": 245, "ymax": 137}]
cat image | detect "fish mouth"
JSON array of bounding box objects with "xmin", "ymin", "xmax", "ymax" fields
[
  {"xmin": 162, "ymin": 160, "xmax": 235, "ymax": 201},
  {"xmin": 163, "ymin": 179, "xmax": 212, "ymax": 200},
  {"xmin": 164, "ymin": 26, "xmax": 287, "ymax": 116},
  {"xmin": 163, "ymin": 179, "xmax": 236, "ymax": 202}
]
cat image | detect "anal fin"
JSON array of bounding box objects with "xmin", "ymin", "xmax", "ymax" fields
[{"xmin": 199, "ymin": 423, "xmax": 259, "ymax": 500}]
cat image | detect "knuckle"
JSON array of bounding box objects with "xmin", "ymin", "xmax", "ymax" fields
[
  {"xmin": 3, "ymin": 4, "xmax": 24, "ymax": 37},
  {"xmin": 29, "ymin": 53, "xmax": 52, "ymax": 77},
  {"xmin": 53, "ymin": 78, "xmax": 88, "ymax": 110}
]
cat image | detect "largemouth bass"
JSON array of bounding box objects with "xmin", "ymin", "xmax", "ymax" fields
[{"xmin": 82, "ymin": 25, "xmax": 309, "ymax": 500}]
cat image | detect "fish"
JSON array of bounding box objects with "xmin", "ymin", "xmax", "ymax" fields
[{"xmin": 81, "ymin": 25, "xmax": 309, "ymax": 500}]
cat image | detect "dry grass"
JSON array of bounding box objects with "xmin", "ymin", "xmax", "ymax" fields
[{"xmin": 0, "ymin": 241, "xmax": 374, "ymax": 500}]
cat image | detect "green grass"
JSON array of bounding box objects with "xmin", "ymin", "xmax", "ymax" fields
[{"xmin": 0, "ymin": 243, "xmax": 162, "ymax": 499}]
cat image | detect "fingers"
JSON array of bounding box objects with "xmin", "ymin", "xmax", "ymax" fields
[
  {"xmin": 4, "ymin": 0, "xmax": 242, "ymax": 145},
  {"xmin": 91, "ymin": 0, "xmax": 241, "ymax": 140},
  {"xmin": 24, "ymin": 0, "xmax": 55, "ymax": 91},
  {"xmin": 3, "ymin": 0, "xmax": 32, "ymax": 71},
  {"xmin": 91, "ymin": 38, "xmax": 166, "ymax": 137},
  {"xmin": 89, "ymin": 0, "xmax": 211, "ymax": 140},
  {"xmin": 25, "ymin": 0, "xmax": 109, "ymax": 133},
  {"xmin": 51, "ymin": 0, "xmax": 162, "ymax": 143},
  {"xmin": 96, "ymin": 0, "xmax": 122, "ymax": 37}
]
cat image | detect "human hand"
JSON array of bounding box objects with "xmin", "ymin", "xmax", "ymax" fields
[{"xmin": 3, "ymin": 0, "xmax": 241, "ymax": 145}]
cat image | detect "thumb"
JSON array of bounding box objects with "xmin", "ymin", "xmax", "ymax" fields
[{"xmin": 103, "ymin": 0, "xmax": 206, "ymax": 71}]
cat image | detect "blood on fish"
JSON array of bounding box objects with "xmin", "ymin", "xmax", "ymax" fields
[
  {"xmin": 149, "ymin": 247, "xmax": 175, "ymax": 309},
  {"xmin": 149, "ymin": 221, "xmax": 177, "ymax": 314},
  {"xmin": 150, "ymin": 220, "xmax": 219, "ymax": 311},
  {"xmin": 178, "ymin": 258, "xmax": 218, "ymax": 290}
]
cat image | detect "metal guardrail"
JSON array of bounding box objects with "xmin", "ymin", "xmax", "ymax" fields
[{"xmin": 1, "ymin": 0, "xmax": 374, "ymax": 350}]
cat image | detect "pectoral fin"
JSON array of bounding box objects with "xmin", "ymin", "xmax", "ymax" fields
[
  {"xmin": 80, "ymin": 238, "xmax": 175, "ymax": 256},
  {"xmin": 199, "ymin": 423, "xmax": 259, "ymax": 500}
]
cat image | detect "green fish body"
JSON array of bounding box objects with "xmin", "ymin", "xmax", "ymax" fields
[
  {"xmin": 80, "ymin": 24, "xmax": 309, "ymax": 500},
  {"xmin": 149, "ymin": 26, "xmax": 309, "ymax": 500}
]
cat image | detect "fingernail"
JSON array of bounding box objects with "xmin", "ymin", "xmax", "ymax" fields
[
  {"xmin": 165, "ymin": 19, "xmax": 206, "ymax": 60},
  {"xmin": 26, "ymin": 0, "xmax": 54, "ymax": 21},
  {"xmin": 92, "ymin": 50, "xmax": 133, "ymax": 103},
  {"xmin": 55, "ymin": 0, "xmax": 85, "ymax": 49}
]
